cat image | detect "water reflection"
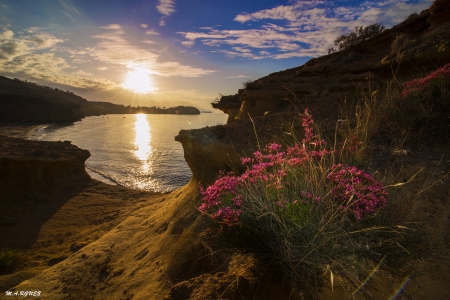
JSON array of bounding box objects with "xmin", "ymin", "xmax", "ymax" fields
[{"xmin": 134, "ymin": 114, "xmax": 152, "ymax": 174}]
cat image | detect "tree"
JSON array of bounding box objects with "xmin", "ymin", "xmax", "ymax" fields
[{"xmin": 328, "ymin": 24, "xmax": 385, "ymax": 54}]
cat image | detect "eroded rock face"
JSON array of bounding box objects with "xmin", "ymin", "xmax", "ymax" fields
[
  {"xmin": 175, "ymin": 127, "xmax": 248, "ymax": 185},
  {"xmin": 0, "ymin": 136, "xmax": 90, "ymax": 196},
  {"xmin": 214, "ymin": 5, "xmax": 450, "ymax": 124}
]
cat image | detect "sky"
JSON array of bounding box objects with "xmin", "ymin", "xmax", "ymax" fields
[{"xmin": 0, "ymin": 0, "xmax": 433, "ymax": 110}]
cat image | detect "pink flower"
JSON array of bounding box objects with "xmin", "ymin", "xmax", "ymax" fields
[{"xmin": 401, "ymin": 63, "xmax": 450, "ymax": 97}]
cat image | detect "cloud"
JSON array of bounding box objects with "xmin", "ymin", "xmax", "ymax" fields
[
  {"xmin": 0, "ymin": 28, "xmax": 120, "ymax": 91},
  {"xmin": 0, "ymin": 30, "xmax": 14, "ymax": 40},
  {"xmin": 226, "ymin": 74, "xmax": 250, "ymax": 78},
  {"xmin": 156, "ymin": 0, "xmax": 175, "ymax": 26},
  {"xmin": 89, "ymin": 24, "xmax": 215, "ymax": 77},
  {"xmin": 179, "ymin": 0, "xmax": 432, "ymax": 59},
  {"xmin": 141, "ymin": 24, "xmax": 148, "ymax": 28},
  {"xmin": 1, "ymin": 52, "xmax": 119, "ymax": 90},
  {"xmin": 141, "ymin": 40, "xmax": 156, "ymax": 44},
  {"xmin": 145, "ymin": 29, "xmax": 159, "ymax": 35},
  {"xmin": 59, "ymin": 0, "xmax": 82, "ymax": 22},
  {"xmin": 0, "ymin": 29, "xmax": 63, "ymax": 61},
  {"xmin": 156, "ymin": 0, "xmax": 175, "ymax": 16}
]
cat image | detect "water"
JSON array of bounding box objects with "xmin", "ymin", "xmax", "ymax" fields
[{"xmin": 29, "ymin": 113, "xmax": 228, "ymax": 192}]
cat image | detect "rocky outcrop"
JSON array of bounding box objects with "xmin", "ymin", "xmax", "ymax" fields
[
  {"xmin": 175, "ymin": 127, "xmax": 248, "ymax": 185},
  {"xmin": 0, "ymin": 136, "xmax": 90, "ymax": 196},
  {"xmin": 214, "ymin": 4, "xmax": 450, "ymax": 124}
]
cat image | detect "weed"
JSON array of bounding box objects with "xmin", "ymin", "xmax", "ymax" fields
[{"xmin": 0, "ymin": 249, "xmax": 25, "ymax": 274}]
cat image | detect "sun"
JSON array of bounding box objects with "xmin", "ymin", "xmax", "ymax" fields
[{"xmin": 122, "ymin": 67, "xmax": 156, "ymax": 94}]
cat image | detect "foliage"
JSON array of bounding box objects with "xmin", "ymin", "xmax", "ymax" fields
[
  {"xmin": 401, "ymin": 63, "xmax": 450, "ymax": 97},
  {"xmin": 242, "ymin": 79, "xmax": 253, "ymax": 89},
  {"xmin": 0, "ymin": 249, "xmax": 23, "ymax": 274},
  {"xmin": 382, "ymin": 63, "xmax": 450, "ymax": 146},
  {"xmin": 328, "ymin": 24, "xmax": 385, "ymax": 54},
  {"xmin": 198, "ymin": 109, "xmax": 401, "ymax": 295}
]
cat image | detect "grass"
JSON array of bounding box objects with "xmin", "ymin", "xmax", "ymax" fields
[
  {"xmin": 197, "ymin": 64, "xmax": 449, "ymax": 298},
  {"xmin": 0, "ymin": 249, "xmax": 26, "ymax": 274}
]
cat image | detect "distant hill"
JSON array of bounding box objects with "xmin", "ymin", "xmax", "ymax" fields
[
  {"xmin": 0, "ymin": 76, "xmax": 86, "ymax": 122},
  {"xmin": 84, "ymin": 102, "xmax": 200, "ymax": 115},
  {"xmin": 0, "ymin": 76, "xmax": 200, "ymax": 123},
  {"xmin": 0, "ymin": 94, "xmax": 84, "ymax": 123}
]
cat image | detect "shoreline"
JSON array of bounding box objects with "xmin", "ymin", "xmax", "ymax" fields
[{"xmin": 0, "ymin": 123, "xmax": 50, "ymax": 140}]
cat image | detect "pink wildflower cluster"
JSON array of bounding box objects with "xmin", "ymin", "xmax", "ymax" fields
[
  {"xmin": 401, "ymin": 63, "xmax": 450, "ymax": 97},
  {"xmin": 199, "ymin": 109, "xmax": 389, "ymax": 225},
  {"xmin": 327, "ymin": 164, "xmax": 388, "ymax": 220}
]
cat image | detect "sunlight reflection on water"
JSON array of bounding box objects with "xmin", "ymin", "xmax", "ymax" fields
[
  {"xmin": 133, "ymin": 114, "xmax": 156, "ymax": 189},
  {"xmin": 134, "ymin": 114, "xmax": 152, "ymax": 161}
]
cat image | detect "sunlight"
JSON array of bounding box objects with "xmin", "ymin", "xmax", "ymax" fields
[
  {"xmin": 123, "ymin": 67, "xmax": 156, "ymax": 94},
  {"xmin": 134, "ymin": 114, "xmax": 152, "ymax": 161}
]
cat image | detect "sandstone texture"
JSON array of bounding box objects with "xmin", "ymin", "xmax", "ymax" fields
[{"xmin": 0, "ymin": 136, "xmax": 90, "ymax": 195}]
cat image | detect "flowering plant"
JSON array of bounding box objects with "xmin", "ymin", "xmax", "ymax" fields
[
  {"xmin": 401, "ymin": 63, "xmax": 450, "ymax": 97},
  {"xmin": 327, "ymin": 164, "xmax": 388, "ymax": 220},
  {"xmin": 199, "ymin": 109, "xmax": 388, "ymax": 225}
]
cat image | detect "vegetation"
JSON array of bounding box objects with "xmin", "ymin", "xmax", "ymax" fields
[
  {"xmin": 198, "ymin": 65, "xmax": 450, "ymax": 296},
  {"xmin": 0, "ymin": 249, "xmax": 25, "ymax": 274},
  {"xmin": 328, "ymin": 24, "xmax": 385, "ymax": 53},
  {"xmin": 242, "ymin": 79, "xmax": 253, "ymax": 89}
]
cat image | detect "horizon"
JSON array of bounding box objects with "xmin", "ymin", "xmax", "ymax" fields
[{"xmin": 0, "ymin": 0, "xmax": 432, "ymax": 111}]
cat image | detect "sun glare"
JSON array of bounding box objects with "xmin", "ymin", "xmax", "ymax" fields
[
  {"xmin": 134, "ymin": 114, "xmax": 152, "ymax": 161},
  {"xmin": 123, "ymin": 67, "xmax": 156, "ymax": 94}
]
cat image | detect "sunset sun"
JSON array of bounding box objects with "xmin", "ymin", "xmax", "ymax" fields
[{"xmin": 123, "ymin": 67, "xmax": 156, "ymax": 94}]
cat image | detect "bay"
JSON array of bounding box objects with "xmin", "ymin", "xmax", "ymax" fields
[{"xmin": 29, "ymin": 113, "xmax": 228, "ymax": 192}]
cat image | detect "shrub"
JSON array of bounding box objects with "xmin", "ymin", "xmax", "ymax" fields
[
  {"xmin": 328, "ymin": 24, "xmax": 385, "ymax": 54},
  {"xmin": 383, "ymin": 63, "xmax": 450, "ymax": 146},
  {"xmin": 199, "ymin": 109, "xmax": 399, "ymax": 294},
  {"xmin": 242, "ymin": 79, "xmax": 253, "ymax": 89},
  {"xmin": 0, "ymin": 249, "xmax": 23, "ymax": 274}
]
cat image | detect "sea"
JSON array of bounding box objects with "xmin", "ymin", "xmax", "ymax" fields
[{"xmin": 29, "ymin": 113, "xmax": 228, "ymax": 193}]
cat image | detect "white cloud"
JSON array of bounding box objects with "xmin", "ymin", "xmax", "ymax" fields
[
  {"xmin": 226, "ymin": 74, "xmax": 250, "ymax": 78},
  {"xmin": 0, "ymin": 30, "xmax": 64, "ymax": 61},
  {"xmin": 141, "ymin": 40, "xmax": 156, "ymax": 44},
  {"xmin": 156, "ymin": 0, "xmax": 175, "ymax": 16},
  {"xmin": 141, "ymin": 23, "xmax": 148, "ymax": 28},
  {"xmin": 145, "ymin": 29, "xmax": 159, "ymax": 35},
  {"xmin": 179, "ymin": 0, "xmax": 432, "ymax": 60},
  {"xmin": 0, "ymin": 30, "xmax": 14, "ymax": 40},
  {"xmin": 89, "ymin": 24, "xmax": 215, "ymax": 77},
  {"xmin": 156, "ymin": 0, "xmax": 175, "ymax": 26}
]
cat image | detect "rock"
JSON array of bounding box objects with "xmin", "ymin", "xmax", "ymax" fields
[
  {"xmin": 0, "ymin": 136, "xmax": 91, "ymax": 197},
  {"xmin": 71, "ymin": 242, "xmax": 89, "ymax": 253},
  {"xmin": 175, "ymin": 127, "xmax": 247, "ymax": 185}
]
